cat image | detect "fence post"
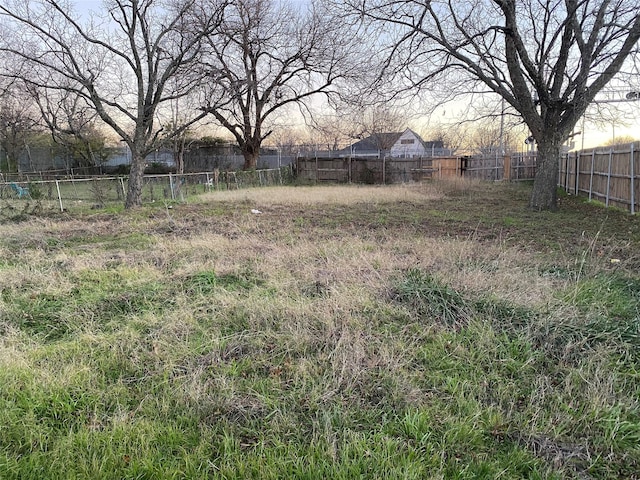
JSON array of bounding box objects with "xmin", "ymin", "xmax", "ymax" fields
[
  {"xmin": 631, "ymin": 143, "xmax": 635, "ymax": 214},
  {"xmin": 588, "ymin": 149, "xmax": 596, "ymax": 201},
  {"xmin": 574, "ymin": 150, "xmax": 579, "ymax": 195},
  {"xmin": 503, "ymin": 155, "xmax": 511, "ymax": 181},
  {"xmin": 55, "ymin": 180, "xmax": 63, "ymax": 212},
  {"xmin": 382, "ymin": 156, "xmax": 386, "ymax": 184},
  {"xmin": 120, "ymin": 177, "xmax": 127, "ymax": 199},
  {"xmin": 606, "ymin": 147, "xmax": 613, "ymax": 207}
]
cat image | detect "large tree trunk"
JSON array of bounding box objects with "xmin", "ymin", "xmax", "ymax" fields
[
  {"xmin": 125, "ymin": 153, "xmax": 146, "ymax": 209},
  {"xmin": 242, "ymin": 150, "xmax": 258, "ymax": 170},
  {"xmin": 174, "ymin": 136, "xmax": 186, "ymax": 175},
  {"xmin": 529, "ymin": 137, "xmax": 561, "ymax": 211},
  {"xmin": 176, "ymin": 149, "xmax": 185, "ymax": 175}
]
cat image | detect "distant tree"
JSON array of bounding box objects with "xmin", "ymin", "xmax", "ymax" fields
[
  {"xmin": 468, "ymin": 119, "xmax": 526, "ymax": 155},
  {"xmin": 162, "ymin": 120, "xmax": 194, "ymax": 176},
  {"xmin": 268, "ymin": 127, "xmax": 307, "ymax": 157},
  {"xmin": 603, "ymin": 135, "xmax": 637, "ymax": 147},
  {"xmin": 32, "ymin": 88, "xmax": 112, "ymax": 169},
  {"xmin": 199, "ymin": 135, "xmax": 229, "ymax": 146},
  {"xmin": 344, "ymin": 0, "xmax": 640, "ymax": 210},
  {"xmin": 199, "ymin": 0, "xmax": 363, "ymax": 170},
  {"xmin": 0, "ymin": 81, "xmax": 41, "ymax": 172},
  {"xmin": 350, "ymin": 105, "xmax": 407, "ymax": 152},
  {"xmin": 421, "ymin": 123, "xmax": 466, "ymax": 155},
  {"xmin": 0, "ymin": 0, "xmax": 226, "ymax": 207},
  {"xmin": 159, "ymin": 76, "xmax": 203, "ymax": 175},
  {"xmin": 309, "ymin": 112, "xmax": 352, "ymax": 153}
]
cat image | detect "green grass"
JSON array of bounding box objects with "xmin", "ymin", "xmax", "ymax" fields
[{"xmin": 0, "ymin": 181, "xmax": 639, "ymax": 478}]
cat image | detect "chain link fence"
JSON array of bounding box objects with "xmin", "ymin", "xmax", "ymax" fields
[{"xmin": 0, "ymin": 166, "xmax": 294, "ymax": 214}]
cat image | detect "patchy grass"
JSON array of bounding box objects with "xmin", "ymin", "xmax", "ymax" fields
[{"xmin": 0, "ymin": 181, "xmax": 639, "ymax": 479}]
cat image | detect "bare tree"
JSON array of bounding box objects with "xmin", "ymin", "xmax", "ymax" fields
[
  {"xmin": 0, "ymin": 0, "xmax": 226, "ymax": 207},
  {"xmin": 344, "ymin": 0, "xmax": 640, "ymax": 210},
  {"xmin": 466, "ymin": 118, "xmax": 526, "ymax": 155},
  {"xmin": 0, "ymin": 81, "xmax": 42, "ymax": 172},
  {"xmin": 31, "ymin": 87, "xmax": 112, "ymax": 169},
  {"xmin": 309, "ymin": 112, "xmax": 352, "ymax": 153},
  {"xmin": 603, "ymin": 135, "xmax": 638, "ymax": 146},
  {"xmin": 200, "ymin": 0, "xmax": 363, "ymax": 170},
  {"xmin": 162, "ymin": 113, "xmax": 193, "ymax": 176},
  {"xmin": 421, "ymin": 122, "xmax": 467, "ymax": 155},
  {"xmin": 267, "ymin": 127, "xmax": 307, "ymax": 156},
  {"xmin": 349, "ymin": 105, "xmax": 407, "ymax": 151},
  {"xmin": 157, "ymin": 74, "xmax": 206, "ymax": 175}
]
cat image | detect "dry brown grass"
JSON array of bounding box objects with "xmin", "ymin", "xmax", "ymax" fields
[{"xmin": 197, "ymin": 183, "xmax": 443, "ymax": 206}]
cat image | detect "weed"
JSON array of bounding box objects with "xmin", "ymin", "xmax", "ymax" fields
[
  {"xmin": 88, "ymin": 178, "xmax": 110, "ymax": 207},
  {"xmin": 503, "ymin": 216, "xmax": 517, "ymax": 226},
  {"xmin": 184, "ymin": 269, "xmax": 265, "ymax": 294},
  {"xmin": 27, "ymin": 183, "xmax": 43, "ymax": 200},
  {"xmin": 392, "ymin": 268, "xmax": 470, "ymax": 328},
  {"xmin": 473, "ymin": 296, "xmax": 540, "ymax": 331},
  {"xmin": 539, "ymin": 273, "xmax": 640, "ymax": 365}
]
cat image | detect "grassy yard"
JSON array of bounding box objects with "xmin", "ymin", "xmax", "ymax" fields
[{"xmin": 0, "ymin": 180, "xmax": 639, "ymax": 479}]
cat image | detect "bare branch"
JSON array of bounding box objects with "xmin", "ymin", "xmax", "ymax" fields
[
  {"xmin": 199, "ymin": 0, "xmax": 365, "ymax": 169},
  {"xmin": 341, "ymin": 0, "xmax": 640, "ymax": 209},
  {"xmin": 0, "ymin": 0, "xmax": 227, "ymax": 207}
]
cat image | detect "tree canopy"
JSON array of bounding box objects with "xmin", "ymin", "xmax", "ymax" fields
[
  {"xmin": 342, "ymin": 0, "xmax": 640, "ymax": 209},
  {"xmin": 199, "ymin": 0, "xmax": 365, "ymax": 170}
]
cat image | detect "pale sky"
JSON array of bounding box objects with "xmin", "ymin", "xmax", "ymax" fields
[
  {"xmin": 74, "ymin": 0, "xmax": 103, "ymax": 13},
  {"xmin": 580, "ymin": 101, "xmax": 640, "ymax": 148}
]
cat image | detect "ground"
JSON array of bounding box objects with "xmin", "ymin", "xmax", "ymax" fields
[{"xmin": 0, "ymin": 180, "xmax": 638, "ymax": 479}]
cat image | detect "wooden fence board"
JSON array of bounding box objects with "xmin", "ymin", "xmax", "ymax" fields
[{"xmin": 559, "ymin": 141, "xmax": 640, "ymax": 212}]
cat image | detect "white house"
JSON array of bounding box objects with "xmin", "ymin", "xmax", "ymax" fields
[{"xmin": 344, "ymin": 128, "xmax": 446, "ymax": 158}]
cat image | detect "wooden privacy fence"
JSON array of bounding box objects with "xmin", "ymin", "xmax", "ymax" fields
[
  {"xmin": 295, "ymin": 156, "xmax": 473, "ymax": 184},
  {"xmin": 299, "ymin": 146, "xmax": 640, "ymax": 214},
  {"xmin": 296, "ymin": 153, "xmax": 538, "ymax": 184},
  {"xmin": 559, "ymin": 141, "xmax": 640, "ymax": 214},
  {"xmin": 296, "ymin": 157, "xmax": 430, "ymax": 184}
]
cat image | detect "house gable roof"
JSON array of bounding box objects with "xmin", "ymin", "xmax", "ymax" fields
[{"xmin": 349, "ymin": 132, "xmax": 403, "ymax": 152}]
